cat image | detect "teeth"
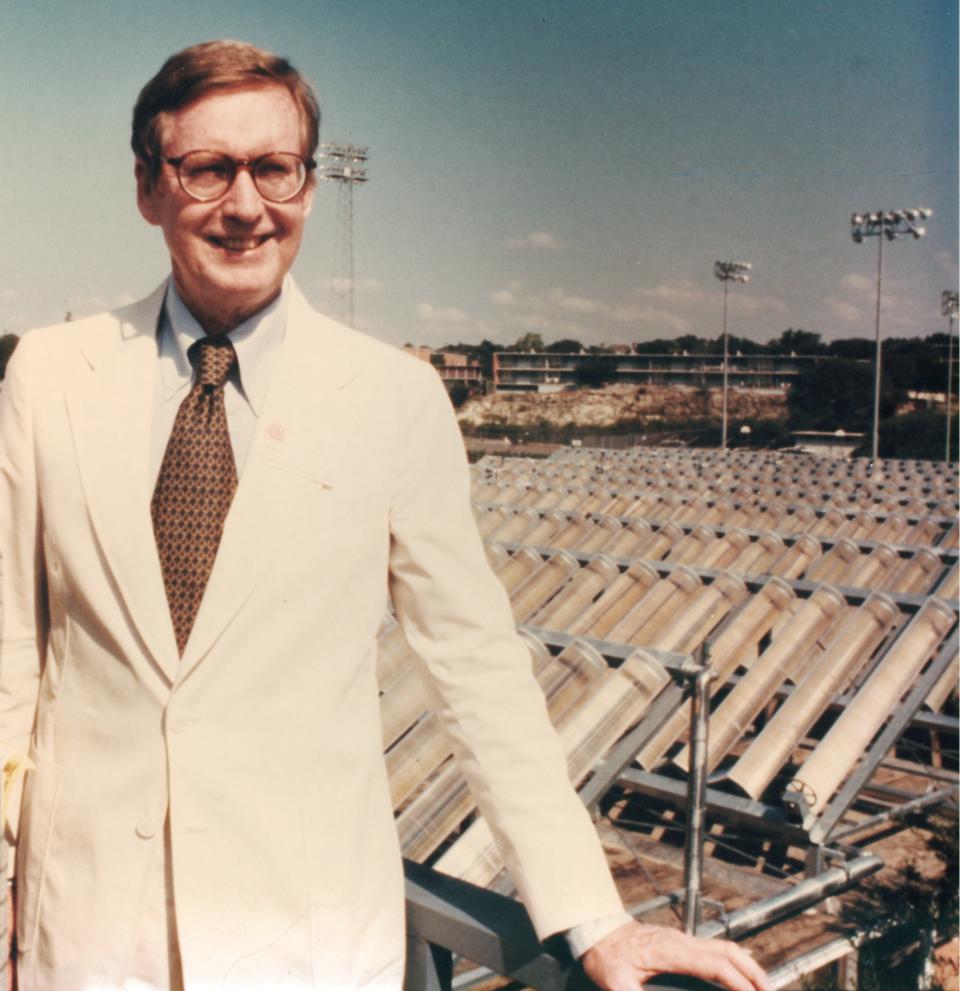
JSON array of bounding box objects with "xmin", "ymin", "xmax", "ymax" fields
[{"xmin": 214, "ymin": 237, "xmax": 267, "ymax": 251}]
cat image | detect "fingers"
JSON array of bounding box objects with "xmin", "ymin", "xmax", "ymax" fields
[
  {"xmin": 690, "ymin": 948, "xmax": 766, "ymax": 991},
  {"xmin": 581, "ymin": 921, "xmax": 771, "ymax": 991}
]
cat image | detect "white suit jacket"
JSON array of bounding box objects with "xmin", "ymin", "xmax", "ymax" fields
[{"xmin": 0, "ymin": 281, "xmax": 623, "ymax": 990}]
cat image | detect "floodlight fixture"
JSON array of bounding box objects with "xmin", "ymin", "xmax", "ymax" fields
[
  {"xmin": 849, "ymin": 206, "xmax": 933, "ymax": 462},
  {"xmin": 318, "ymin": 142, "xmax": 370, "ymax": 184},
  {"xmin": 714, "ymin": 259, "xmax": 753, "ymax": 450},
  {"xmin": 943, "ymin": 290, "xmax": 960, "ymax": 320}
]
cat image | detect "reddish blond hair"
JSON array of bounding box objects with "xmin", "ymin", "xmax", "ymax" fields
[{"xmin": 132, "ymin": 40, "xmax": 320, "ymax": 176}]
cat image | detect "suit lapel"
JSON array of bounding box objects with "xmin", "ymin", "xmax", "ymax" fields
[
  {"xmin": 65, "ymin": 283, "xmax": 181, "ymax": 684},
  {"xmin": 178, "ymin": 283, "xmax": 366, "ymax": 679}
]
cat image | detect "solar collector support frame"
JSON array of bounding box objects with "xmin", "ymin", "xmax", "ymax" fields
[
  {"xmin": 475, "ymin": 500, "xmax": 959, "ymax": 564},
  {"xmin": 400, "ymin": 626, "xmax": 888, "ymax": 991},
  {"xmin": 516, "ymin": 575, "xmax": 957, "ymax": 852},
  {"xmin": 471, "ymin": 473, "xmax": 958, "ymax": 525},
  {"xmin": 400, "ymin": 635, "xmax": 884, "ymax": 991}
]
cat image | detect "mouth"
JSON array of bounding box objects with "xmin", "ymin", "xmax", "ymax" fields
[{"xmin": 206, "ymin": 234, "xmax": 273, "ymax": 254}]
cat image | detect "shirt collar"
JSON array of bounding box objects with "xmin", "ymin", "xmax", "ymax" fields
[{"xmin": 158, "ymin": 279, "xmax": 288, "ymax": 416}]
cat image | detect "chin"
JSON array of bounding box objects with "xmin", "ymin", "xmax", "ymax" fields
[{"xmin": 209, "ymin": 264, "xmax": 282, "ymax": 300}]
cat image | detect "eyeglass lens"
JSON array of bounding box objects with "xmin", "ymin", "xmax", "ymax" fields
[{"xmin": 177, "ymin": 152, "xmax": 307, "ymax": 202}]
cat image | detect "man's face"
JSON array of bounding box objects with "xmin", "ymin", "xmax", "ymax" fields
[{"xmin": 136, "ymin": 83, "xmax": 314, "ymax": 333}]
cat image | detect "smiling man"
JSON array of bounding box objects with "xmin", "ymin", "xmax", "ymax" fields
[{"xmin": 0, "ymin": 41, "xmax": 769, "ymax": 991}]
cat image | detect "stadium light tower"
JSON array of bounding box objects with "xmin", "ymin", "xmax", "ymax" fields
[
  {"xmin": 714, "ymin": 261, "xmax": 751, "ymax": 450},
  {"xmin": 850, "ymin": 208, "xmax": 931, "ymax": 463},
  {"xmin": 319, "ymin": 142, "xmax": 369, "ymax": 327},
  {"xmin": 943, "ymin": 290, "xmax": 959, "ymax": 463}
]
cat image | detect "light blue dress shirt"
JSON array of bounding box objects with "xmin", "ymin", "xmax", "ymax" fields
[{"xmin": 151, "ymin": 279, "xmax": 287, "ymax": 481}]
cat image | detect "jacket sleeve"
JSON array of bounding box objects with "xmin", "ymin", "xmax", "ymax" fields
[
  {"xmin": 0, "ymin": 339, "xmax": 48, "ymax": 849},
  {"xmin": 386, "ymin": 361, "xmax": 624, "ymax": 940}
]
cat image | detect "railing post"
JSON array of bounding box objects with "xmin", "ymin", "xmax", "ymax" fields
[
  {"xmin": 682, "ymin": 645, "xmax": 714, "ymax": 935},
  {"xmin": 403, "ymin": 930, "xmax": 453, "ymax": 991}
]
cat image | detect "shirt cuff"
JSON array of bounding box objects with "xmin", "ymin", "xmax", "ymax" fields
[{"xmin": 564, "ymin": 912, "xmax": 633, "ymax": 959}]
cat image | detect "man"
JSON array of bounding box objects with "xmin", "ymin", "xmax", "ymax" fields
[{"xmin": 0, "ymin": 41, "xmax": 768, "ymax": 991}]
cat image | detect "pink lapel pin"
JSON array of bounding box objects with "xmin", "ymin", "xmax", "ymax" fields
[{"xmin": 267, "ymin": 422, "xmax": 286, "ymax": 442}]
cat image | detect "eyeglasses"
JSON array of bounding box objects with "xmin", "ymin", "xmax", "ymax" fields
[{"xmin": 160, "ymin": 150, "xmax": 317, "ymax": 203}]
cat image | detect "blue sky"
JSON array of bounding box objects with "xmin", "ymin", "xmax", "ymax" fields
[{"xmin": 1, "ymin": 0, "xmax": 956, "ymax": 348}]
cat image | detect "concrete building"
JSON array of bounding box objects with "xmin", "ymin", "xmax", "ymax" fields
[
  {"xmin": 404, "ymin": 346, "xmax": 485, "ymax": 395},
  {"xmin": 493, "ymin": 350, "xmax": 828, "ymax": 393}
]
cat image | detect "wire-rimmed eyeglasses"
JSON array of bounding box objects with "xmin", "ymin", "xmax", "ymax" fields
[{"xmin": 160, "ymin": 150, "xmax": 317, "ymax": 203}]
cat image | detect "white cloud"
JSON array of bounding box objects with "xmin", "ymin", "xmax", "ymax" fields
[
  {"xmin": 550, "ymin": 288, "xmax": 606, "ymax": 315},
  {"xmin": 840, "ymin": 272, "xmax": 874, "ymax": 294},
  {"xmin": 612, "ymin": 304, "xmax": 691, "ymax": 335},
  {"xmin": 728, "ymin": 293, "xmax": 788, "ymax": 317},
  {"xmin": 631, "ymin": 280, "xmax": 709, "ymax": 306},
  {"xmin": 514, "ymin": 314, "xmax": 552, "ymax": 331},
  {"xmin": 416, "ymin": 301, "xmax": 467, "ymax": 323},
  {"xmin": 826, "ymin": 299, "xmax": 863, "ymax": 325},
  {"xmin": 505, "ymin": 231, "xmax": 562, "ymax": 251},
  {"xmin": 629, "ymin": 279, "xmax": 786, "ymax": 321},
  {"xmin": 491, "ymin": 282, "xmax": 543, "ymax": 309}
]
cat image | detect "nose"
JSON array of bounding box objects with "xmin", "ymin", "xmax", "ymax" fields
[{"xmin": 220, "ymin": 166, "xmax": 264, "ymax": 222}]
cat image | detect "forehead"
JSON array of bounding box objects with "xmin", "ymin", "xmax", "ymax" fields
[{"xmin": 160, "ymin": 83, "xmax": 305, "ymax": 155}]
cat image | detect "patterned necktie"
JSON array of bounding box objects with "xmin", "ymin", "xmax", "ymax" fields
[{"xmin": 152, "ymin": 336, "xmax": 238, "ymax": 655}]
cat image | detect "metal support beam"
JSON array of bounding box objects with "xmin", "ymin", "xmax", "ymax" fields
[
  {"xmin": 695, "ymin": 854, "xmax": 883, "ymax": 940},
  {"xmin": 404, "ymin": 931, "xmax": 453, "ymax": 991},
  {"xmin": 683, "ymin": 662, "xmax": 714, "ymax": 934},
  {"xmin": 829, "ymin": 784, "xmax": 959, "ymax": 843},
  {"xmin": 504, "ymin": 540, "xmax": 956, "ymax": 615},
  {"xmin": 617, "ymin": 768, "xmax": 808, "ymax": 842}
]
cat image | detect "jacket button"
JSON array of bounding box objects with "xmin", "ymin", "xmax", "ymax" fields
[
  {"xmin": 135, "ymin": 816, "xmax": 159, "ymax": 839},
  {"xmin": 168, "ymin": 712, "xmax": 193, "ymax": 734}
]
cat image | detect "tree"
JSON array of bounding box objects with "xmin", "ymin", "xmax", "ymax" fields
[
  {"xmin": 545, "ymin": 338, "xmax": 583, "ymax": 353},
  {"xmin": 635, "ymin": 339, "xmax": 675, "ymax": 354},
  {"xmin": 510, "ymin": 332, "xmax": 544, "ymax": 352},
  {"xmin": 826, "ymin": 337, "xmax": 873, "ymax": 360},
  {"xmin": 788, "ymin": 358, "xmax": 901, "ymax": 432},
  {"xmin": 726, "ymin": 334, "xmax": 764, "ymax": 355},
  {"xmin": 862, "ymin": 410, "xmax": 960, "ymax": 461},
  {"xmin": 836, "ymin": 812, "xmax": 958, "ymax": 990},
  {"xmin": 674, "ymin": 335, "xmax": 708, "ymax": 354},
  {"xmin": 448, "ymin": 384, "xmax": 471, "ymax": 409},
  {"xmin": 473, "ymin": 339, "xmax": 501, "ymax": 378},
  {"xmin": 0, "ymin": 333, "xmax": 19, "ymax": 380},
  {"xmin": 769, "ymin": 328, "xmax": 824, "ymax": 355},
  {"xmin": 574, "ymin": 356, "xmax": 617, "ymax": 388}
]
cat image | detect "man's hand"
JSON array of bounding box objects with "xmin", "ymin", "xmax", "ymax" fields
[{"xmin": 581, "ymin": 920, "xmax": 770, "ymax": 991}]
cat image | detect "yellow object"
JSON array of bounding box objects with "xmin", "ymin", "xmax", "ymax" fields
[{"xmin": 1, "ymin": 752, "xmax": 33, "ymax": 804}]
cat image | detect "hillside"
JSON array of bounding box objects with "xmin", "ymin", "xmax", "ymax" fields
[{"xmin": 457, "ymin": 384, "xmax": 787, "ymax": 432}]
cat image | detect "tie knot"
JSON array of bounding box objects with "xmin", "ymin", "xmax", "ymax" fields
[{"xmin": 192, "ymin": 337, "xmax": 236, "ymax": 390}]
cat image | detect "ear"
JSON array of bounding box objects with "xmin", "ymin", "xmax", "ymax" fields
[
  {"xmin": 301, "ymin": 175, "xmax": 315, "ymax": 219},
  {"xmin": 135, "ymin": 159, "xmax": 161, "ymax": 226}
]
